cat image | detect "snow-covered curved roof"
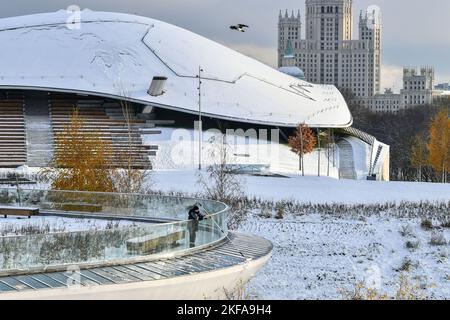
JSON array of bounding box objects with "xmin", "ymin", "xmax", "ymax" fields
[{"xmin": 0, "ymin": 10, "xmax": 352, "ymax": 128}]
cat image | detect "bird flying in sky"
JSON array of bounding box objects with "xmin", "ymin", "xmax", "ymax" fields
[{"xmin": 230, "ymin": 24, "xmax": 249, "ymax": 32}]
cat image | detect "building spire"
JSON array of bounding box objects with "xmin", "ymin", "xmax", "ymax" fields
[
  {"xmin": 285, "ymin": 9, "xmax": 288, "ymax": 18},
  {"xmin": 284, "ymin": 39, "xmax": 295, "ymax": 59},
  {"xmin": 282, "ymin": 39, "xmax": 295, "ymax": 67}
]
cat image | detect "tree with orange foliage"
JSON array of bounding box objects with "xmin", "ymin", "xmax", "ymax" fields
[
  {"xmin": 410, "ymin": 134, "xmax": 428, "ymax": 182},
  {"xmin": 40, "ymin": 109, "xmax": 115, "ymax": 192},
  {"xmin": 288, "ymin": 123, "xmax": 317, "ymax": 174},
  {"xmin": 427, "ymin": 109, "xmax": 450, "ymax": 183}
]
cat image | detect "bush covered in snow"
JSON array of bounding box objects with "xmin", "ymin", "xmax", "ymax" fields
[
  {"xmin": 421, "ymin": 219, "xmax": 434, "ymax": 230},
  {"xmin": 430, "ymin": 231, "xmax": 447, "ymax": 246},
  {"xmin": 149, "ymin": 189, "xmax": 450, "ymax": 227},
  {"xmin": 341, "ymin": 273, "xmax": 426, "ymax": 300}
]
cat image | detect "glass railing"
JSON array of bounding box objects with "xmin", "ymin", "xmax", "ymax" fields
[{"xmin": 0, "ymin": 188, "xmax": 228, "ymax": 273}]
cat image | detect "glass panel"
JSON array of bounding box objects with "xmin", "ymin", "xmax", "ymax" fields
[{"xmin": 0, "ymin": 188, "xmax": 228, "ymax": 273}]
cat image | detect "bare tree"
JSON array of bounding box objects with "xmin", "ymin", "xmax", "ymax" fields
[
  {"xmin": 112, "ymin": 87, "xmax": 153, "ymax": 194},
  {"xmin": 197, "ymin": 134, "xmax": 247, "ymax": 229}
]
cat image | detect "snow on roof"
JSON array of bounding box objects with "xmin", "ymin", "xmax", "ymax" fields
[{"xmin": 0, "ymin": 10, "xmax": 352, "ymax": 128}]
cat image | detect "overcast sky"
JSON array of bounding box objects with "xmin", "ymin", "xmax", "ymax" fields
[{"xmin": 1, "ymin": 0, "xmax": 449, "ymax": 92}]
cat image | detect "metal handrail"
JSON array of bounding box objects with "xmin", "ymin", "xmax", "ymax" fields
[
  {"xmin": 0, "ymin": 188, "xmax": 229, "ymax": 273},
  {"xmin": 341, "ymin": 127, "xmax": 375, "ymax": 146}
]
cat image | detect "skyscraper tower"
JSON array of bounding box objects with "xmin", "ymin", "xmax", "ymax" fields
[
  {"xmin": 358, "ymin": 8, "xmax": 382, "ymax": 97},
  {"xmin": 278, "ymin": 0, "xmax": 382, "ymax": 101},
  {"xmin": 278, "ymin": 10, "xmax": 301, "ymax": 67},
  {"xmin": 305, "ymin": 0, "xmax": 353, "ymax": 42}
]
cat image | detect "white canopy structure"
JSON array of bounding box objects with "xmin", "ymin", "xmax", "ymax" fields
[{"xmin": 0, "ymin": 10, "xmax": 352, "ymax": 128}]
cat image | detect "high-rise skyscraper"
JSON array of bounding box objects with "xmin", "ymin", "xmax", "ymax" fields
[{"xmin": 278, "ymin": 0, "xmax": 381, "ymax": 100}]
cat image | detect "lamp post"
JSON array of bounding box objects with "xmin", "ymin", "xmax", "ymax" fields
[
  {"xmin": 327, "ymin": 128, "xmax": 331, "ymax": 177},
  {"xmin": 197, "ymin": 66, "xmax": 203, "ymax": 171},
  {"xmin": 317, "ymin": 128, "xmax": 321, "ymax": 177},
  {"xmin": 300, "ymin": 123, "xmax": 305, "ymax": 176}
]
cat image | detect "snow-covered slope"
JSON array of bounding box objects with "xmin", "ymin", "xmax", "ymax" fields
[
  {"xmin": 152, "ymin": 170, "xmax": 450, "ymax": 205},
  {"xmin": 0, "ymin": 10, "xmax": 352, "ymax": 128},
  {"xmin": 241, "ymin": 213, "xmax": 449, "ymax": 299}
]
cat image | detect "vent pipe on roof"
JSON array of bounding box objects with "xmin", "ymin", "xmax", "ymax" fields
[
  {"xmin": 148, "ymin": 76, "xmax": 168, "ymax": 96},
  {"xmin": 141, "ymin": 105, "xmax": 154, "ymax": 114}
]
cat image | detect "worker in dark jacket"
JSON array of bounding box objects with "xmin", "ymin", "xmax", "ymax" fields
[{"xmin": 188, "ymin": 205, "xmax": 207, "ymax": 247}]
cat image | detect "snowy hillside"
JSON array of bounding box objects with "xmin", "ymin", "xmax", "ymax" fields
[
  {"xmin": 2, "ymin": 158, "xmax": 449, "ymax": 300},
  {"xmin": 149, "ymin": 168, "xmax": 449, "ymax": 299},
  {"xmin": 152, "ymin": 170, "xmax": 450, "ymax": 204},
  {"xmin": 240, "ymin": 213, "xmax": 449, "ymax": 299}
]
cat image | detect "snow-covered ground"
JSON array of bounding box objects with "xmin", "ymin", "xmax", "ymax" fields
[
  {"xmin": 240, "ymin": 213, "xmax": 449, "ymax": 299},
  {"xmin": 149, "ymin": 170, "xmax": 449, "ymax": 299},
  {"xmin": 151, "ymin": 170, "xmax": 450, "ymax": 204},
  {"xmin": 1, "ymin": 166, "xmax": 449, "ymax": 299}
]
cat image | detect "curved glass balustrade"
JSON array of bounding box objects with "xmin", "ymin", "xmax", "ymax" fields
[{"xmin": 0, "ymin": 188, "xmax": 228, "ymax": 273}]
